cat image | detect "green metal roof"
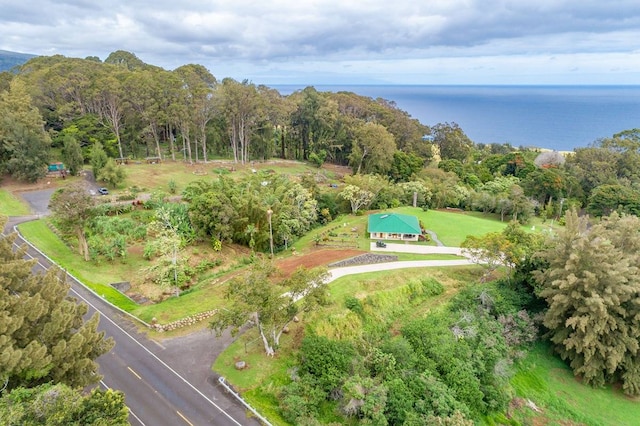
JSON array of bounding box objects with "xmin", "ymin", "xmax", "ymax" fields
[{"xmin": 367, "ymin": 213, "xmax": 421, "ymax": 235}]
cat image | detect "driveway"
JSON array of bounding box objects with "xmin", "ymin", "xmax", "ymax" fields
[
  {"xmin": 328, "ymin": 258, "xmax": 474, "ymax": 282},
  {"xmin": 18, "ymin": 188, "xmax": 56, "ymax": 215},
  {"xmin": 370, "ymin": 241, "xmax": 465, "ymax": 256}
]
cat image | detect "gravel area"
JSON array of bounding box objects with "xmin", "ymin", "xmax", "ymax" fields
[{"xmin": 329, "ymin": 253, "xmax": 398, "ymax": 267}]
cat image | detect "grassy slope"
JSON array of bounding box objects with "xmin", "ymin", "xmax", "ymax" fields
[
  {"xmin": 18, "ymin": 220, "xmax": 139, "ymax": 312},
  {"xmin": 214, "ymin": 266, "xmax": 485, "ymax": 425},
  {"xmin": 0, "ymin": 189, "xmax": 30, "ymax": 216},
  {"xmin": 510, "ymin": 342, "xmax": 640, "ymax": 426}
]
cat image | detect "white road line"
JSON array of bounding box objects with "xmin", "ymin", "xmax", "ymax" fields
[
  {"xmin": 177, "ymin": 410, "xmax": 195, "ymax": 426},
  {"xmin": 14, "ymin": 232, "xmax": 243, "ymax": 426},
  {"xmin": 127, "ymin": 366, "xmax": 142, "ymax": 380}
]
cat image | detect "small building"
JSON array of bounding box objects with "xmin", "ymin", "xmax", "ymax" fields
[
  {"xmin": 367, "ymin": 213, "xmax": 422, "ymax": 242},
  {"xmin": 48, "ymin": 162, "xmax": 65, "ymax": 172}
]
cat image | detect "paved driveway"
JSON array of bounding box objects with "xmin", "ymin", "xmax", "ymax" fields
[
  {"xmin": 370, "ymin": 241, "xmax": 464, "ymax": 256},
  {"xmin": 19, "ymin": 188, "xmax": 56, "ymax": 215}
]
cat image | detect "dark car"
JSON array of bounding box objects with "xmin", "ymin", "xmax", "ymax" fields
[
  {"xmin": 376, "ymin": 240, "xmax": 387, "ymax": 248},
  {"xmin": 98, "ymin": 187, "xmax": 109, "ymax": 195}
]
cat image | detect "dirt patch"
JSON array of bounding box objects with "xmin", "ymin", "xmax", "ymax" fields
[
  {"xmin": 276, "ymin": 248, "xmax": 366, "ymax": 277},
  {"xmin": 320, "ymin": 163, "xmax": 351, "ymax": 179},
  {"xmin": 1, "ymin": 173, "xmax": 67, "ymax": 195}
]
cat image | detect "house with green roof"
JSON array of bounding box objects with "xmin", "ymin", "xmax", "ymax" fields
[{"xmin": 367, "ymin": 213, "xmax": 422, "ymax": 242}]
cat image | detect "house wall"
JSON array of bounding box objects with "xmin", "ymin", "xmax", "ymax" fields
[{"xmin": 370, "ymin": 232, "xmax": 419, "ymax": 242}]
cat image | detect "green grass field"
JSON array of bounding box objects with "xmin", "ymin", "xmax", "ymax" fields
[
  {"xmin": 0, "ymin": 189, "xmax": 30, "ymax": 216},
  {"xmin": 394, "ymin": 206, "xmax": 512, "ymax": 246}
]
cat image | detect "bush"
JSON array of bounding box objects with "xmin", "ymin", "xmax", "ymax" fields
[
  {"xmin": 421, "ymin": 277, "xmax": 445, "ymax": 297},
  {"xmin": 299, "ymin": 335, "xmax": 358, "ymax": 394},
  {"xmin": 344, "ymin": 296, "xmax": 364, "ymax": 317}
]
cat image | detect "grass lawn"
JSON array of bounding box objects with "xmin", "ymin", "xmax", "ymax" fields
[
  {"xmin": 0, "ymin": 189, "xmax": 30, "ymax": 216},
  {"xmin": 394, "ymin": 206, "xmax": 511, "ymax": 246},
  {"xmin": 509, "ymin": 342, "xmax": 640, "ymax": 426}
]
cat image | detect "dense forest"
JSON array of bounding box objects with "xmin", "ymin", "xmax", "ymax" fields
[{"xmin": 1, "ymin": 50, "xmax": 639, "ymax": 220}]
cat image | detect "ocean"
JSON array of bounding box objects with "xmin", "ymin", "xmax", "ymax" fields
[{"xmin": 272, "ymin": 85, "xmax": 640, "ymax": 152}]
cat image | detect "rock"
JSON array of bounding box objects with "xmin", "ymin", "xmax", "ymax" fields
[{"xmin": 235, "ymin": 361, "xmax": 246, "ymax": 370}]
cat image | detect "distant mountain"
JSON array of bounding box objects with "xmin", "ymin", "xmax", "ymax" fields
[{"xmin": 0, "ymin": 50, "xmax": 36, "ymax": 71}]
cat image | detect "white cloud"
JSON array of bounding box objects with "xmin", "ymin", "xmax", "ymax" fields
[{"xmin": 0, "ymin": 0, "xmax": 638, "ymax": 84}]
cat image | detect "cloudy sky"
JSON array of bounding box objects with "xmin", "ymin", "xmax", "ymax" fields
[{"xmin": 1, "ymin": 0, "xmax": 639, "ymax": 85}]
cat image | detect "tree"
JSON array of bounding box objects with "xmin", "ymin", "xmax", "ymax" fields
[
  {"xmin": 48, "ymin": 182, "xmax": 96, "ymax": 261},
  {"xmin": 348, "ymin": 121, "xmax": 397, "ymax": 175},
  {"xmin": 210, "ymin": 262, "xmax": 329, "ymax": 356},
  {"xmin": 534, "ymin": 210, "xmax": 640, "ymax": 394},
  {"xmin": 0, "ymin": 217, "xmax": 114, "ymax": 391},
  {"xmin": 95, "ymin": 72, "xmax": 127, "ymax": 159},
  {"xmin": 390, "ymin": 150, "xmax": 424, "ymax": 182},
  {"xmin": 565, "ymin": 146, "xmax": 618, "ymax": 202},
  {"xmin": 217, "ymin": 78, "xmax": 261, "ymax": 164},
  {"xmin": 462, "ymin": 232, "xmax": 511, "ymax": 281},
  {"xmin": 521, "ymin": 166, "xmax": 567, "ymax": 205},
  {"xmin": 0, "ymin": 79, "xmax": 51, "ymax": 182},
  {"xmin": 586, "ymin": 184, "xmax": 640, "ymax": 217},
  {"xmin": 97, "ymin": 158, "xmax": 126, "ymax": 188},
  {"xmin": 431, "ymin": 122, "xmax": 473, "ymax": 162},
  {"xmin": 89, "ymin": 141, "xmax": 108, "ymax": 178},
  {"xmin": 0, "ymin": 383, "xmax": 128, "ymax": 425},
  {"xmin": 61, "ymin": 134, "xmax": 84, "ymax": 176},
  {"xmin": 174, "ymin": 64, "xmax": 217, "ymax": 163},
  {"xmin": 339, "ymin": 184, "xmax": 374, "ymax": 215},
  {"xmin": 144, "ymin": 207, "xmax": 189, "ymax": 294}
]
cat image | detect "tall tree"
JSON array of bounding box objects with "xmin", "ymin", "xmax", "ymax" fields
[
  {"xmin": 348, "ymin": 121, "xmax": 397, "ymax": 175},
  {"xmin": 174, "ymin": 64, "xmax": 217, "ymax": 163},
  {"xmin": 0, "ymin": 217, "xmax": 114, "ymax": 391},
  {"xmin": 431, "ymin": 122, "xmax": 473, "ymax": 162},
  {"xmin": 61, "ymin": 134, "xmax": 84, "ymax": 176},
  {"xmin": 535, "ymin": 210, "xmax": 640, "ymax": 394},
  {"xmin": 94, "ymin": 72, "xmax": 127, "ymax": 159},
  {"xmin": 217, "ymin": 78, "xmax": 260, "ymax": 164}
]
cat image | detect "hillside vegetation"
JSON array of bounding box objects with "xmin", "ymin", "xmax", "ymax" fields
[{"xmin": 3, "ymin": 50, "xmax": 640, "ymax": 425}]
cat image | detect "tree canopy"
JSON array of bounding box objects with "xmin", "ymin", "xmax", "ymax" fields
[
  {"xmin": 535, "ymin": 210, "xmax": 640, "ymax": 395},
  {"xmin": 0, "ymin": 216, "xmax": 114, "ymax": 392}
]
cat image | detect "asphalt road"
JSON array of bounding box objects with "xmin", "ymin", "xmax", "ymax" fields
[{"xmin": 4, "ymin": 215, "xmax": 259, "ymax": 426}]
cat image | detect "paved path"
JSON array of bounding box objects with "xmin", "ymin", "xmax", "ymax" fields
[
  {"xmin": 370, "ymin": 241, "xmax": 465, "ymax": 256},
  {"xmin": 328, "ymin": 258, "xmax": 474, "ymax": 281}
]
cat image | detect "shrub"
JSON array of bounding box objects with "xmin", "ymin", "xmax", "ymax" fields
[{"xmin": 345, "ymin": 296, "xmax": 364, "ymax": 317}]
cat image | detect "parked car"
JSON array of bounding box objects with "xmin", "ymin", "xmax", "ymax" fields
[
  {"xmin": 376, "ymin": 240, "xmax": 387, "ymax": 248},
  {"xmin": 98, "ymin": 187, "xmax": 109, "ymax": 195}
]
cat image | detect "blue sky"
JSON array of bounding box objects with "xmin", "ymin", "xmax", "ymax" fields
[{"xmin": 1, "ymin": 0, "xmax": 638, "ymax": 85}]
